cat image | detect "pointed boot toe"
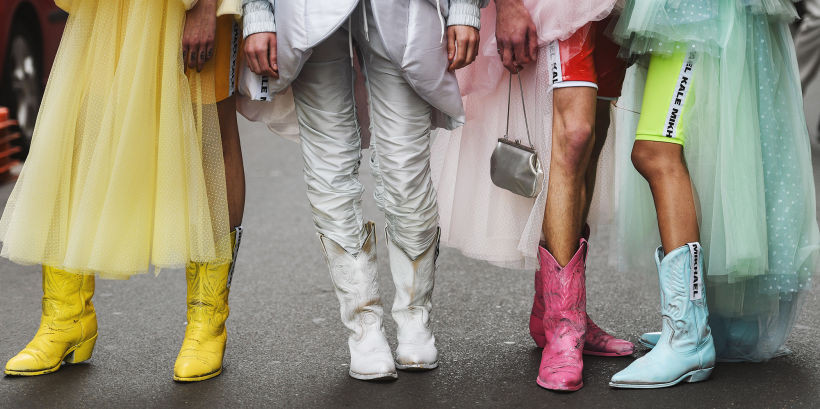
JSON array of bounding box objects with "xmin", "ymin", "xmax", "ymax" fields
[
  {"xmin": 638, "ymin": 332, "xmax": 661, "ymax": 349},
  {"xmin": 583, "ymin": 317, "xmax": 634, "ymax": 357},
  {"xmin": 173, "ymin": 356, "xmax": 222, "ymax": 382},
  {"xmin": 350, "ymin": 351, "xmax": 398, "ymax": 381},
  {"xmin": 174, "ymin": 344, "xmax": 222, "ymax": 382},
  {"xmin": 173, "ymin": 326, "xmax": 228, "ymax": 382},
  {"xmin": 537, "ymin": 360, "xmax": 584, "ymax": 392},
  {"xmin": 5, "ymin": 352, "xmax": 52, "ymax": 375},
  {"xmin": 585, "ymin": 336, "xmax": 634, "ymax": 357},
  {"xmin": 395, "ymin": 342, "xmax": 439, "ymax": 370},
  {"xmin": 614, "ymin": 339, "xmax": 635, "ymax": 355},
  {"xmin": 609, "ymin": 362, "xmax": 643, "ymax": 386}
]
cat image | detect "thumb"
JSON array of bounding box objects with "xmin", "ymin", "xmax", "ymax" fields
[{"xmin": 448, "ymin": 28, "xmax": 456, "ymax": 60}]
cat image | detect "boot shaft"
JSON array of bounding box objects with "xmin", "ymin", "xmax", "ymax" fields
[
  {"xmin": 320, "ymin": 222, "xmax": 386, "ymax": 339},
  {"xmin": 534, "ymin": 225, "xmax": 589, "ymax": 315},
  {"xmin": 535, "ymin": 225, "xmax": 589, "ymax": 314},
  {"xmin": 184, "ymin": 262, "xmax": 231, "ymax": 328},
  {"xmin": 184, "ymin": 228, "xmax": 240, "ymax": 329},
  {"xmin": 40, "ymin": 266, "xmax": 95, "ymax": 327},
  {"xmin": 387, "ymin": 227, "xmax": 439, "ymax": 351},
  {"xmin": 36, "ymin": 266, "xmax": 97, "ymax": 344},
  {"xmin": 538, "ymin": 240, "xmax": 588, "ymax": 315},
  {"xmin": 656, "ymin": 243, "xmax": 712, "ymax": 353},
  {"xmin": 387, "ymin": 227, "xmax": 438, "ymax": 316}
]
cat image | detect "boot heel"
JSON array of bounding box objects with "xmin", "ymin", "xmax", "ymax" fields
[
  {"xmin": 530, "ymin": 331, "xmax": 546, "ymax": 348},
  {"xmin": 65, "ymin": 334, "xmax": 97, "ymax": 364},
  {"xmin": 687, "ymin": 368, "xmax": 713, "ymax": 383}
]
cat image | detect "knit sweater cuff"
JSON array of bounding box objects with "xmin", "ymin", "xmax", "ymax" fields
[
  {"xmin": 243, "ymin": 1, "xmax": 276, "ymax": 38},
  {"xmin": 447, "ymin": 0, "xmax": 481, "ymax": 29}
]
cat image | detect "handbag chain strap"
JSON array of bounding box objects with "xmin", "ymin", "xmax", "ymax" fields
[{"xmin": 504, "ymin": 74, "xmax": 534, "ymax": 148}]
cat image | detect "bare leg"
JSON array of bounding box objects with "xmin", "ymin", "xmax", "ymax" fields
[
  {"xmin": 581, "ymin": 99, "xmax": 613, "ymax": 224},
  {"xmin": 631, "ymin": 140, "xmax": 699, "ymax": 253},
  {"xmin": 217, "ymin": 95, "xmax": 245, "ymax": 229},
  {"xmin": 543, "ymin": 87, "xmax": 598, "ymax": 266}
]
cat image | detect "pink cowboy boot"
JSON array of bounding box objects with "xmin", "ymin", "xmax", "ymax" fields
[
  {"xmin": 536, "ymin": 241, "xmax": 588, "ymax": 391},
  {"xmin": 530, "ymin": 226, "xmax": 633, "ymax": 356},
  {"xmin": 530, "ymin": 270, "xmax": 633, "ymax": 356}
]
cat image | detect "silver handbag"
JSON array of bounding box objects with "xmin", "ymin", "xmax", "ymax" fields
[{"xmin": 490, "ymin": 75, "xmax": 544, "ymax": 198}]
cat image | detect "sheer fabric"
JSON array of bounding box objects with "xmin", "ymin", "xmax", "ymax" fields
[
  {"xmin": 611, "ymin": 0, "xmax": 818, "ymax": 361},
  {"xmin": 430, "ymin": 1, "xmax": 619, "ymax": 269},
  {"xmin": 0, "ymin": 0, "xmax": 232, "ymax": 278}
]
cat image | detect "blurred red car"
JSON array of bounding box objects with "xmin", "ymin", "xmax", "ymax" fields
[{"xmin": 0, "ymin": 1, "xmax": 66, "ymax": 157}]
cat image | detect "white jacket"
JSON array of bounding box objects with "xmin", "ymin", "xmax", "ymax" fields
[{"xmin": 240, "ymin": 0, "xmax": 487, "ymax": 130}]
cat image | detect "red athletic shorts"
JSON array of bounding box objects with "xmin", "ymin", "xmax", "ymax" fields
[{"xmin": 546, "ymin": 17, "xmax": 626, "ymax": 100}]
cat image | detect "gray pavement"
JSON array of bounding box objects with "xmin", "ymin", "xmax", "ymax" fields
[{"xmin": 1, "ymin": 102, "xmax": 820, "ymax": 408}]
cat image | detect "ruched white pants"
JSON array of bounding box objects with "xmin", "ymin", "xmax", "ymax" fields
[{"xmin": 291, "ymin": 3, "xmax": 439, "ymax": 259}]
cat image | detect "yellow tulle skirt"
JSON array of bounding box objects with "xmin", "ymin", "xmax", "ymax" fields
[{"xmin": 0, "ymin": 0, "xmax": 232, "ymax": 278}]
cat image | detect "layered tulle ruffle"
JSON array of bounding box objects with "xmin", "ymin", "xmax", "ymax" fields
[
  {"xmin": 613, "ymin": 0, "xmax": 799, "ymax": 57},
  {"xmin": 612, "ymin": 0, "xmax": 818, "ymax": 361},
  {"xmin": 0, "ymin": 1, "xmax": 232, "ymax": 278},
  {"xmin": 431, "ymin": 1, "xmax": 620, "ymax": 269}
]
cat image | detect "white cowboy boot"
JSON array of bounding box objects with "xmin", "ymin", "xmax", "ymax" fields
[
  {"xmin": 387, "ymin": 227, "xmax": 440, "ymax": 370},
  {"xmin": 319, "ymin": 222, "xmax": 397, "ymax": 380}
]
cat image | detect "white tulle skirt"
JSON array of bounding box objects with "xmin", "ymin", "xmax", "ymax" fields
[{"xmin": 430, "ymin": 3, "xmax": 619, "ymax": 270}]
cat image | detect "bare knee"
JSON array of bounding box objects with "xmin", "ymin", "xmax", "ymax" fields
[
  {"xmin": 631, "ymin": 141, "xmax": 687, "ymax": 181},
  {"xmin": 554, "ymin": 124, "xmax": 594, "ymax": 172}
]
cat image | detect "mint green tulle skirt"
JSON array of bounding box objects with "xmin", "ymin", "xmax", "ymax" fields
[{"xmin": 611, "ymin": 0, "xmax": 819, "ymax": 361}]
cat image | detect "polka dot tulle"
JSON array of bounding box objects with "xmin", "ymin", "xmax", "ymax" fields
[
  {"xmin": 613, "ymin": 0, "xmax": 800, "ymax": 58},
  {"xmin": 0, "ymin": 1, "xmax": 232, "ymax": 278},
  {"xmin": 612, "ymin": 0, "xmax": 818, "ymax": 361}
]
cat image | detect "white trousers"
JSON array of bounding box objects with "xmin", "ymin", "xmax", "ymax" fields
[
  {"xmin": 291, "ymin": 3, "xmax": 439, "ymax": 259},
  {"xmin": 796, "ymin": 0, "xmax": 820, "ymax": 91}
]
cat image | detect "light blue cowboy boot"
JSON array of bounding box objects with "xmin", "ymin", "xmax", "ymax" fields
[
  {"xmin": 638, "ymin": 332, "xmax": 661, "ymax": 349},
  {"xmin": 639, "ymin": 315, "xmax": 772, "ymax": 362},
  {"xmin": 610, "ymin": 243, "xmax": 715, "ymax": 388}
]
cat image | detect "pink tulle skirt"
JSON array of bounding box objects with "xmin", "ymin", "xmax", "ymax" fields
[{"xmin": 430, "ymin": 0, "xmax": 618, "ymax": 269}]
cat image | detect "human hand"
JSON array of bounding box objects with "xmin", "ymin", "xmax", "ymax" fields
[
  {"xmin": 447, "ymin": 25, "xmax": 480, "ymax": 71},
  {"xmin": 183, "ymin": 0, "xmax": 217, "ymax": 72},
  {"xmin": 244, "ymin": 32, "xmax": 279, "ymax": 78},
  {"xmin": 495, "ymin": 0, "xmax": 539, "ymax": 73}
]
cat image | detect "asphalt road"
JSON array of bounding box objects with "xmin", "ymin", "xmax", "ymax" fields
[{"xmin": 1, "ymin": 92, "xmax": 819, "ymax": 408}]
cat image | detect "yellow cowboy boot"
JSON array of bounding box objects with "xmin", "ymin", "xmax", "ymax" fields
[
  {"xmin": 5, "ymin": 266, "xmax": 98, "ymax": 376},
  {"xmin": 173, "ymin": 227, "xmax": 242, "ymax": 382}
]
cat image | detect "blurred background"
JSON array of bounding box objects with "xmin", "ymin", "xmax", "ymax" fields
[{"xmin": 0, "ymin": 1, "xmax": 65, "ymax": 174}]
